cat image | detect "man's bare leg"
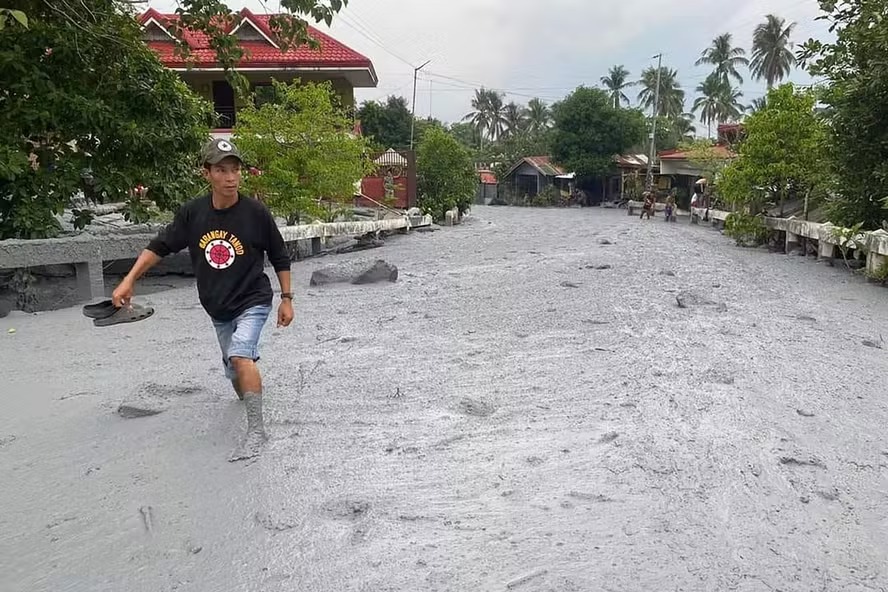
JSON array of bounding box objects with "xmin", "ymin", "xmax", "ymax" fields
[{"xmin": 229, "ymin": 357, "xmax": 267, "ymax": 462}]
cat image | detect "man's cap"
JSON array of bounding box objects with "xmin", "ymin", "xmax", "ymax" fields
[{"xmin": 200, "ymin": 138, "xmax": 245, "ymax": 166}]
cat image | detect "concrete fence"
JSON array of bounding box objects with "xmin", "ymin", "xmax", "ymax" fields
[
  {"xmin": 690, "ymin": 206, "xmax": 888, "ymax": 277},
  {"xmin": 0, "ymin": 214, "xmax": 431, "ymax": 302}
]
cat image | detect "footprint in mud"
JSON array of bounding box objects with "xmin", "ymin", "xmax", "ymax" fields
[
  {"xmin": 254, "ymin": 511, "xmax": 300, "ymax": 532},
  {"xmin": 324, "ymin": 499, "xmax": 371, "ymax": 521},
  {"xmin": 458, "ymin": 397, "xmax": 496, "ymax": 417},
  {"xmin": 117, "ymin": 382, "xmax": 205, "ymax": 418},
  {"xmin": 704, "ymin": 369, "xmax": 735, "ymax": 385},
  {"xmin": 779, "ymin": 456, "xmax": 827, "ymax": 470}
]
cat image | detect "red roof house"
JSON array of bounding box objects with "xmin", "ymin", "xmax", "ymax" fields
[{"xmin": 138, "ymin": 8, "xmax": 377, "ymax": 134}]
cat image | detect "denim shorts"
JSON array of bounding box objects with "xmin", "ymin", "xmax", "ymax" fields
[{"xmin": 212, "ymin": 304, "xmax": 272, "ymax": 380}]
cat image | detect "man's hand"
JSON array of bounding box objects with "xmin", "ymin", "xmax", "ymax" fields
[
  {"xmin": 277, "ymin": 299, "xmax": 294, "ymax": 328},
  {"xmin": 111, "ymin": 279, "xmax": 134, "ymax": 308}
]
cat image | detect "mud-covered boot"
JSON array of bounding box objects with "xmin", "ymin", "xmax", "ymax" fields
[{"xmin": 229, "ymin": 392, "xmax": 268, "ymax": 462}]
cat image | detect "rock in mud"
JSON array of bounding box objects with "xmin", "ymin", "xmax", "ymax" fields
[
  {"xmin": 659, "ymin": 270, "xmax": 676, "ymax": 277},
  {"xmin": 309, "ymin": 259, "xmax": 398, "ymax": 286},
  {"xmin": 560, "ymin": 281, "xmax": 581, "ymax": 289},
  {"xmin": 598, "ymin": 239, "xmax": 613, "ymax": 245},
  {"xmin": 676, "ymin": 290, "xmax": 725, "ymax": 310},
  {"xmin": 862, "ymin": 339, "xmax": 883, "ymax": 349}
]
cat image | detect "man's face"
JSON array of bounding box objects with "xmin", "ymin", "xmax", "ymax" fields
[{"xmin": 203, "ymin": 157, "xmax": 242, "ymax": 198}]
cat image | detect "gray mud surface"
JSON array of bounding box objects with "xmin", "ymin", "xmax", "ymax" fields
[{"xmin": 2, "ymin": 206, "xmax": 888, "ymax": 591}]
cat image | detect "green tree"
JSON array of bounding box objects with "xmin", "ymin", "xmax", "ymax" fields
[
  {"xmin": 718, "ymin": 84, "xmax": 829, "ymax": 216},
  {"xmin": 551, "ymin": 86, "xmax": 647, "ymax": 179},
  {"xmin": 0, "ymin": 0, "xmax": 346, "ymax": 240},
  {"xmin": 751, "ymin": 15, "xmax": 797, "ymax": 89},
  {"xmin": 356, "ymin": 95, "xmax": 413, "ymax": 150},
  {"xmin": 447, "ymin": 121, "xmax": 479, "ymax": 151},
  {"xmin": 503, "ymin": 102, "xmax": 527, "ymax": 138},
  {"xmin": 524, "ymin": 98, "xmax": 552, "ymax": 132},
  {"xmin": 693, "ymin": 73, "xmax": 745, "ymax": 136},
  {"xmin": 416, "ymin": 127, "xmax": 476, "ymax": 221},
  {"xmin": 234, "ymin": 79, "xmax": 374, "ymax": 224},
  {"xmin": 696, "ymin": 33, "xmax": 750, "ymax": 85},
  {"xmin": 601, "ymin": 65, "xmax": 634, "ymax": 108},
  {"xmin": 0, "ymin": 0, "xmax": 215, "ymax": 240},
  {"xmin": 638, "ymin": 67, "xmax": 686, "ymax": 119},
  {"xmin": 798, "ymin": 0, "xmax": 888, "ymax": 228}
]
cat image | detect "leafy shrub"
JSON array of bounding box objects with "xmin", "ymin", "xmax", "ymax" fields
[{"xmin": 724, "ymin": 212, "xmax": 767, "ymax": 247}]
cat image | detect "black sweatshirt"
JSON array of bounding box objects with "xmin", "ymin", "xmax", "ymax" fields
[{"xmin": 146, "ymin": 193, "xmax": 291, "ymax": 321}]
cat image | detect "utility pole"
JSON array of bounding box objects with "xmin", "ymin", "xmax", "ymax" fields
[
  {"xmin": 410, "ymin": 59, "xmax": 431, "ymax": 150},
  {"xmin": 646, "ymin": 53, "xmax": 662, "ymax": 191}
]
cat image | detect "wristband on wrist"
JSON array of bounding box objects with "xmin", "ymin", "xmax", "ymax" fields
[{"xmin": 280, "ymin": 292, "xmax": 293, "ymax": 300}]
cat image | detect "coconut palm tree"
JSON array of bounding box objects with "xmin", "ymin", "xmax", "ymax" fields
[
  {"xmin": 462, "ymin": 88, "xmax": 508, "ymax": 145},
  {"xmin": 524, "ymin": 98, "xmax": 551, "ymax": 132},
  {"xmin": 485, "ymin": 91, "xmax": 508, "ymax": 141},
  {"xmin": 747, "ymin": 96, "xmax": 768, "ymax": 115},
  {"xmin": 672, "ymin": 114, "xmax": 697, "ymax": 143},
  {"xmin": 693, "ymin": 73, "xmax": 746, "ymax": 136},
  {"xmin": 601, "ymin": 65, "xmax": 634, "ymax": 108},
  {"xmin": 638, "ymin": 66, "xmax": 686, "ymax": 119},
  {"xmin": 751, "ymin": 14, "xmax": 797, "ymax": 88},
  {"xmin": 503, "ymin": 101, "xmax": 526, "ymax": 138},
  {"xmin": 692, "ymin": 73, "xmax": 724, "ymax": 137},
  {"xmin": 463, "ymin": 88, "xmax": 492, "ymax": 147},
  {"xmin": 696, "ymin": 33, "xmax": 750, "ymax": 85}
]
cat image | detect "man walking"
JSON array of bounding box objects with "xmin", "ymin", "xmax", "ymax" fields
[{"xmin": 111, "ymin": 138, "xmax": 293, "ymax": 461}]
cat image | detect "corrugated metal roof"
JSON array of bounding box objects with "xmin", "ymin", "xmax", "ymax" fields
[
  {"xmin": 525, "ymin": 156, "xmax": 566, "ymax": 177},
  {"xmin": 615, "ymin": 154, "xmax": 649, "ymax": 168},
  {"xmin": 478, "ymin": 170, "xmax": 497, "ymax": 184},
  {"xmin": 505, "ymin": 156, "xmax": 566, "ymax": 178}
]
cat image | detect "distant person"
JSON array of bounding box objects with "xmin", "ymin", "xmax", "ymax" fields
[
  {"xmin": 641, "ymin": 191, "xmax": 655, "ymax": 220},
  {"xmin": 110, "ymin": 138, "xmax": 294, "ymax": 462},
  {"xmin": 665, "ymin": 193, "xmax": 676, "ymax": 222}
]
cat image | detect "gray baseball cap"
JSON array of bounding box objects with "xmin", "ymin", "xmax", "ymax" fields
[{"xmin": 200, "ymin": 138, "xmax": 246, "ymax": 166}]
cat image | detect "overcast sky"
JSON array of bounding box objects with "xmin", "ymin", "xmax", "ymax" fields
[{"xmin": 145, "ymin": 0, "xmax": 832, "ymax": 126}]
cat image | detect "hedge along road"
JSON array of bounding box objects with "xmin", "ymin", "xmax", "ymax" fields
[{"xmin": 1, "ymin": 205, "xmax": 887, "ymax": 592}]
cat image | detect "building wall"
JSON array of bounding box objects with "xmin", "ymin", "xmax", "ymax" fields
[{"xmin": 178, "ymin": 71, "xmax": 356, "ymax": 116}]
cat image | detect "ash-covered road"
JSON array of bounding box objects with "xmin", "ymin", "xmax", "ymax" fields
[{"xmin": 2, "ymin": 206, "xmax": 888, "ymax": 592}]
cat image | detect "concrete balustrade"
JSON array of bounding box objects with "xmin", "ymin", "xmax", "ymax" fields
[
  {"xmin": 0, "ymin": 214, "xmax": 432, "ymax": 301},
  {"xmin": 690, "ymin": 207, "xmax": 888, "ymax": 276}
]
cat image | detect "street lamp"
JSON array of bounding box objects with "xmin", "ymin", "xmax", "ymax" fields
[{"xmin": 410, "ymin": 59, "xmax": 431, "ymax": 151}]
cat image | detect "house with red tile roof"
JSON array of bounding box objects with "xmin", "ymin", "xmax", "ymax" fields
[{"xmin": 138, "ymin": 8, "xmax": 377, "ymax": 137}]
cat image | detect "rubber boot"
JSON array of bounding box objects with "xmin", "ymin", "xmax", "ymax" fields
[{"xmin": 229, "ymin": 392, "xmax": 268, "ymax": 462}]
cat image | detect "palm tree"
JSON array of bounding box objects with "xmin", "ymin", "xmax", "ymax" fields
[
  {"xmin": 524, "ymin": 98, "xmax": 551, "ymax": 132},
  {"xmin": 751, "ymin": 14, "xmax": 797, "ymax": 88},
  {"xmin": 601, "ymin": 65, "xmax": 634, "ymax": 108},
  {"xmin": 692, "ymin": 73, "xmax": 724, "ymax": 137},
  {"xmin": 696, "ymin": 33, "xmax": 749, "ymax": 85},
  {"xmin": 462, "ymin": 88, "xmax": 508, "ymax": 145},
  {"xmin": 672, "ymin": 114, "xmax": 697, "ymax": 143},
  {"xmin": 485, "ymin": 91, "xmax": 508, "ymax": 141},
  {"xmin": 716, "ymin": 85, "xmax": 746, "ymax": 123},
  {"xmin": 463, "ymin": 88, "xmax": 492, "ymax": 148},
  {"xmin": 693, "ymin": 73, "xmax": 746, "ymax": 136},
  {"xmin": 638, "ymin": 67, "xmax": 686, "ymax": 119},
  {"xmin": 503, "ymin": 101, "xmax": 526, "ymax": 138},
  {"xmin": 747, "ymin": 96, "xmax": 768, "ymax": 114}
]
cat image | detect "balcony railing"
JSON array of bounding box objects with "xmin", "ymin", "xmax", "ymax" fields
[{"xmin": 214, "ymin": 106, "xmax": 236, "ymax": 129}]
